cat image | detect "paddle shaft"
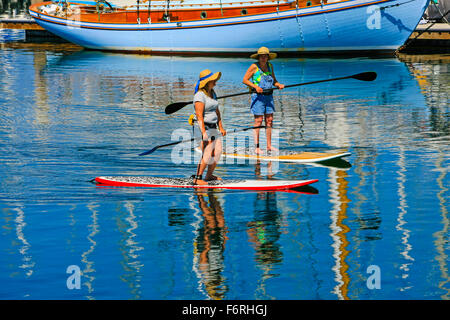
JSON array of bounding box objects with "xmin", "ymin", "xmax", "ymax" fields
[
  {"xmin": 165, "ymin": 71, "xmax": 376, "ymax": 114},
  {"xmin": 218, "ymin": 73, "xmax": 367, "ymax": 99},
  {"xmin": 139, "ymin": 125, "xmax": 266, "ymax": 156}
]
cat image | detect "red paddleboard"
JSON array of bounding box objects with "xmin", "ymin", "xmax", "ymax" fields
[{"xmin": 94, "ymin": 176, "xmax": 318, "ymax": 191}]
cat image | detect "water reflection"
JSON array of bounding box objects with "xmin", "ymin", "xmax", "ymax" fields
[
  {"xmin": 191, "ymin": 191, "xmax": 228, "ymax": 300},
  {"xmin": 117, "ymin": 201, "xmax": 144, "ymax": 299},
  {"xmin": 13, "ymin": 206, "xmax": 35, "ymax": 278},
  {"xmin": 19, "ymin": 49, "xmax": 442, "ymax": 158},
  {"xmin": 433, "ymin": 148, "xmax": 449, "ymax": 300},
  {"xmin": 328, "ymin": 169, "xmax": 351, "ymax": 300},
  {"xmin": 401, "ymin": 55, "xmax": 449, "ymax": 147},
  {"xmin": 255, "ymin": 159, "xmax": 274, "ymax": 179},
  {"xmin": 33, "ymin": 49, "xmax": 50, "ymax": 129},
  {"xmin": 247, "ymin": 191, "xmax": 283, "ymax": 300},
  {"xmin": 81, "ymin": 202, "xmax": 99, "ymax": 300},
  {"xmin": 1, "ymin": 40, "xmax": 450, "ymax": 299},
  {"xmin": 395, "ymin": 147, "xmax": 414, "ymax": 291}
]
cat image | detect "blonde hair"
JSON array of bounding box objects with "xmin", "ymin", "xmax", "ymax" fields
[{"xmin": 200, "ymin": 84, "xmax": 216, "ymax": 98}]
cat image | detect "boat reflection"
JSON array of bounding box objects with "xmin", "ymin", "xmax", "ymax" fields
[
  {"xmin": 13, "ymin": 206, "xmax": 35, "ymax": 279},
  {"xmin": 433, "ymin": 149, "xmax": 450, "ymax": 300},
  {"xmin": 116, "ymin": 201, "xmax": 144, "ymax": 299},
  {"xmin": 80, "ymin": 202, "xmax": 100, "ymax": 300},
  {"xmin": 328, "ymin": 168, "xmax": 351, "ymax": 300}
]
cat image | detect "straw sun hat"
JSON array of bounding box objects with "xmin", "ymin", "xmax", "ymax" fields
[
  {"xmin": 195, "ymin": 69, "xmax": 221, "ymax": 92},
  {"xmin": 250, "ymin": 46, "xmax": 277, "ymax": 60}
]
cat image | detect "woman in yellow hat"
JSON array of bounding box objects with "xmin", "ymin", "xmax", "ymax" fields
[
  {"xmin": 243, "ymin": 47, "xmax": 284, "ymax": 155},
  {"xmin": 192, "ymin": 69, "xmax": 227, "ymax": 185}
]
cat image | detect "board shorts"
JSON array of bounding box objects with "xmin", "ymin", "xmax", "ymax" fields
[
  {"xmin": 250, "ymin": 93, "xmax": 275, "ymax": 115},
  {"xmin": 198, "ymin": 123, "xmax": 221, "ymax": 141},
  {"xmin": 205, "ymin": 127, "xmax": 220, "ymax": 140}
]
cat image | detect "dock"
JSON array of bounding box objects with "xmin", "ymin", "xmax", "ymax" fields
[
  {"xmin": 0, "ymin": 17, "xmax": 60, "ymax": 39},
  {"xmin": 1, "ymin": 17, "xmax": 450, "ymax": 51},
  {"xmin": 0, "ymin": 18, "xmax": 43, "ymax": 30},
  {"xmin": 399, "ymin": 23, "xmax": 450, "ymax": 53},
  {"xmin": 414, "ymin": 23, "xmax": 450, "ymax": 39}
]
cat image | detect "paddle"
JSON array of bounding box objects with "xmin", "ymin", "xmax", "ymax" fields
[
  {"xmin": 164, "ymin": 71, "xmax": 377, "ymax": 114},
  {"xmin": 139, "ymin": 125, "xmax": 266, "ymax": 156}
]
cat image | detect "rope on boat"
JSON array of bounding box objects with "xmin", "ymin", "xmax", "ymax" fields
[
  {"xmin": 137, "ymin": 0, "xmax": 140, "ymax": 23},
  {"xmin": 321, "ymin": 0, "xmax": 332, "ymax": 38},
  {"xmin": 294, "ymin": 0, "xmax": 305, "ymax": 46},
  {"xmin": 164, "ymin": 0, "xmax": 170, "ymax": 22},
  {"xmin": 276, "ymin": 0, "xmax": 286, "ymax": 48},
  {"xmin": 147, "ymin": 0, "xmax": 152, "ymax": 23},
  {"xmin": 431, "ymin": 0, "xmax": 450, "ymax": 23}
]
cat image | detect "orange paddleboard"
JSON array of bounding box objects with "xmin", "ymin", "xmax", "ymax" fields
[{"xmin": 195, "ymin": 148, "xmax": 350, "ymax": 163}]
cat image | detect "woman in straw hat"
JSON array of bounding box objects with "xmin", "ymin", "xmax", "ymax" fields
[
  {"xmin": 192, "ymin": 69, "xmax": 226, "ymax": 185},
  {"xmin": 243, "ymin": 47, "xmax": 284, "ymax": 155}
]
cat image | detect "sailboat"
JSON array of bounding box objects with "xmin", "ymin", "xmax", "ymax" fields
[{"xmin": 29, "ymin": 0, "xmax": 430, "ymax": 54}]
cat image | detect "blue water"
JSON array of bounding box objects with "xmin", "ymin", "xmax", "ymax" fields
[{"xmin": 0, "ymin": 30, "xmax": 449, "ymax": 300}]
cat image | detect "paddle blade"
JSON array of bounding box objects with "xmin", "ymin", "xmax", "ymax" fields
[
  {"xmin": 351, "ymin": 72, "xmax": 377, "ymax": 81},
  {"xmin": 165, "ymin": 101, "xmax": 191, "ymax": 114}
]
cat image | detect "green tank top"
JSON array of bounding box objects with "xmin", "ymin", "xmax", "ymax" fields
[{"xmin": 251, "ymin": 62, "xmax": 273, "ymax": 86}]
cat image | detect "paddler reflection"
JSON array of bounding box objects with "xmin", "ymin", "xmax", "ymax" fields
[
  {"xmin": 247, "ymin": 191, "xmax": 283, "ymax": 293},
  {"xmin": 193, "ymin": 190, "xmax": 228, "ymax": 300},
  {"xmin": 254, "ymin": 159, "xmax": 274, "ymax": 179},
  {"xmin": 250, "ymin": 158, "xmax": 283, "ymax": 292}
]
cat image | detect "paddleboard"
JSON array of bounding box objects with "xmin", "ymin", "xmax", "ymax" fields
[
  {"xmin": 194, "ymin": 148, "xmax": 350, "ymax": 163},
  {"xmin": 95, "ymin": 176, "xmax": 318, "ymax": 191}
]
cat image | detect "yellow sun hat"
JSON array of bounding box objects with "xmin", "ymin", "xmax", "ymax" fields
[
  {"xmin": 250, "ymin": 46, "xmax": 277, "ymax": 60},
  {"xmin": 195, "ymin": 69, "xmax": 221, "ymax": 93}
]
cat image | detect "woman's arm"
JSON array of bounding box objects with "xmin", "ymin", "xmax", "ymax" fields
[
  {"xmin": 243, "ymin": 64, "xmax": 263, "ymax": 93},
  {"xmin": 194, "ymin": 101, "xmax": 208, "ymax": 140},
  {"xmin": 216, "ymin": 108, "xmax": 226, "ymax": 136}
]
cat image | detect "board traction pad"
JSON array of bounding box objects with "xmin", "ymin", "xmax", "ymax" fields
[{"xmin": 97, "ymin": 176, "xmax": 243, "ymax": 186}]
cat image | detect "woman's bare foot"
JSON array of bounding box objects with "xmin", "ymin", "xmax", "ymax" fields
[
  {"xmin": 255, "ymin": 147, "xmax": 263, "ymax": 155},
  {"xmin": 194, "ymin": 179, "xmax": 208, "ymax": 186},
  {"xmin": 267, "ymin": 146, "xmax": 278, "ymax": 154},
  {"xmin": 204, "ymin": 175, "xmax": 222, "ymax": 181}
]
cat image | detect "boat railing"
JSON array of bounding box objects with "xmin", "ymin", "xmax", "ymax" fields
[{"xmin": 36, "ymin": 0, "xmax": 336, "ymax": 21}]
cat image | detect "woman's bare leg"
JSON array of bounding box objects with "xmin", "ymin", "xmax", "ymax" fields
[
  {"xmin": 265, "ymin": 113, "xmax": 278, "ymax": 152},
  {"xmin": 205, "ymin": 138, "xmax": 222, "ymax": 181},
  {"xmin": 253, "ymin": 115, "xmax": 264, "ymax": 154}
]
